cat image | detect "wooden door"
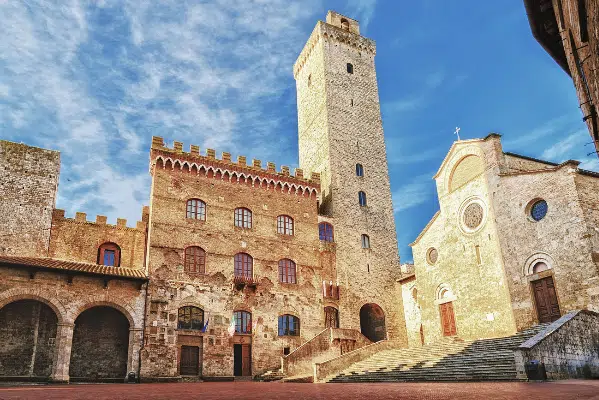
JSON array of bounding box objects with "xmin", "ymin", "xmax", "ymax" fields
[
  {"xmin": 532, "ymin": 276, "xmax": 561, "ymax": 323},
  {"xmin": 241, "ymin": 344, "xmax": 251, "ymax": 376},
  {"xmin": 439, "ymin": 302, "xmax": 457, "ymax": 337},
  {"xmin": 180, "ymin": 346, "xmax": 199, "ymax": 375}
]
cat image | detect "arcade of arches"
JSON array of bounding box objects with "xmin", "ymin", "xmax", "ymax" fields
[{"xmin": 0, "ymin": 299, "xmax": 137, "ymax": 382}]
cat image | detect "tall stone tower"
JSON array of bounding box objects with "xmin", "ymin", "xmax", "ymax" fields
[{"xmin": 294, "ymin": 11, "xmax": 406, "ymax": 342}]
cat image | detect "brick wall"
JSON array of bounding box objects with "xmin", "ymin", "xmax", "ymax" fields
[
  {"xmin": 48, "ymin": 209, "xmax": 147, "ymax": 269},
  {"xmin": 0, "ymin": 140, "xmax": 60, "ymax": 257}
]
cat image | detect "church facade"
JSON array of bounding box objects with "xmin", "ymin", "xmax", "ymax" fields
[
  {"xmin": 0, "ymin": 11, "xmax": 406, "ymax": 383},
  {"xmin": 408, "ymin": 134, "xmax": 599, "ymax": 346}
]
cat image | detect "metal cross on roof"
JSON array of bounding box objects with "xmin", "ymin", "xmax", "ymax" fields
[{"xmin": 454, "ymin": 127, "xmax": 461, "ymax": 141}]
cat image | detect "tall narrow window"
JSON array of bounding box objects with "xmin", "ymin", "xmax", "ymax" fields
[
  {"xmin": 356, "ymin": 163, "xmax": 364, "ymax": 177},
  {"xmin": 319, "ymin": 222, "xmax": 334, "ymax": 242},
  {"xmin": 358, "ymin": 191, "xmax": 367, "ymax": 206},
  {"xmin": 278, "ymin": 314, "xmax": 300, "ymax": 336},
  {"xmin": 98, "ymin": 242, "xmax": 121, "ymax": 267},
  {"xmin": 340, "ymin": 18, "xmax": 350, "ymax": 31},
  {"xmin": 347, "ymin": 63, "xmax": 354, "ymax": 74},
  {"xmin": 578, "ymin": 0, "xmax": 588, "ymax": 42},
  {"xmin": 234, "ymin": 207, "xmax": 252, "ymax": 229},
  {"xmin": 277, "ymin": 215, "xmax": 294, "ymax": 235},
  {"xmin": 234, "ymin": 253, "xmax": 253, "ymax": 278},
  {"xmin": 307, "ymin": 74, "xmax": 312, "ymax": 87},
  {"xmin": 278, "ymin": 259, "xmax": 297, "ymax": 284},
  {"xmin": 475, "ymin": 245, "xmax": 481, "ymax": 265},
  {"xmin": 324, "ymin": 306, "xmax": 339, "ymax": 329},
  {"xmin": 234, "ymin": 311, "xmax": 252, "ymax": 334},
  {"xmin": 186, "ymin": 199, "xmax": 206, "ymax": 220},
  {"xmin": 184, "ymin": 246, "xmax": 206, "ymax": 274},
  {"xmin": 361, "ymin": 234, "xmax": 370, "ymax": 249},
  {"xmin": 178, "ymin": 306, "xmax": 204, "ymax": 330}
]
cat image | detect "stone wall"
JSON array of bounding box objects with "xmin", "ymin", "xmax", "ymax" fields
[
  {"xmin": 399, "ymin": 277, "xmax": 422, "ymax": 347},
  {"xmin": 295, "ymin": 11, "xmax": 407, "ymax": 345},
  {"xmin": 515, "ymin": 310, "xmax": 599, "ymax": 379},
  {"xmin": 141, "ymin": 144, "xmax": 325, "ymax": 379},
  {"xmin": 0, "ymin": 140, "xmax": 60, "ymax": 257},
  {"xmin": 0, "ymin": 267, "xmax": 146, "ymax": 382},
  {"xmin": 49, "ymin": 209, "xmax": 147, "ymax": 269}
]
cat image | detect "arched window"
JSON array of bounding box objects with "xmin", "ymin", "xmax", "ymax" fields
[
  {"xmin": 340, "ymin": 18, "xmax": 350, "ymax": 31},
  {"xmin": 356, "ymin": 163, "xmax": 364, "ymax": 177},
  {"xmin": 278, "ymin": 314, "xmax": 300, "ymax": 336},
  {"xmin": 324, "ymin": 306, "xmax": 339, "ymax": 329},
  {"xmin": 178, "ymin": 306, "xmax": 204, "ymax": 330},
  {"xmin": 361, "ymin": 234, "xmax": 370, "ymax": 249},
  {"xmin": 233, "ymin": 311, "xmax": 252, "ymax": 334},
  {"xmin": 319, "ymin": 222, "xmax": 334, "ymax": 242},
  {"xmin": 277, "ymin": 215, "xmax": 294, "ymax": 235},
  {"xmin": 98, "ymin": 242, "xmax": 120, "ymax": 267},
  {"xmin": 234, "ymin": 207, "xmax": 252, "ymax": 229},
  {"xmin": 358, "ymin": 191, "xmax": 367, "ymax": 206},
  {"xmin": 184, "ymin": 246, "xmax": 206, "ymax": 274},
  {"xmin": 278, "ymin": 259, "xmax": 297, "ymax": 284},
  {"xmin": 186, "ymin": 199, "xmax": 206, "ymax": 220},
  {"xmin": 234, "ymin": 253, "xmax": 253, "ymax": 278},
  {"xmin": 347, "ymin": 63, "xmax": 354, "ymax": 74}
]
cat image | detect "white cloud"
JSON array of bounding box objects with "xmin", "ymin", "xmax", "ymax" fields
[
  {"xmin": 347, "ymin": 0, "xmax": 377, "ymax": 31},
  {"xmin": 0, "ymin": 0, "xmax": 324, "ymax": 224},
  {"xmin": 541, "ymin": 130, "xmax": 586, "ymax": 161},
  {"xmin": 392, "ymin": 173, "xmax": 436, "ymax": 213}
]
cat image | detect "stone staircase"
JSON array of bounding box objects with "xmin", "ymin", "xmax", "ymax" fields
[{"xmin": 327, "ymin": 324, "xmax": 549, "ymax": 383}]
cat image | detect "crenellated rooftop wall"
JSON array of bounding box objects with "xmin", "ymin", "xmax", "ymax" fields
[{"xmin": 150, "ymin": 136, "xmax": 320, "ymax": 195}]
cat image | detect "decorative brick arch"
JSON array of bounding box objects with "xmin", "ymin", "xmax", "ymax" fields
[
  {"xmin": 0, "ymin": 288, "xmax": 67, "ymax": 324},
  {"xmin": 70, "ymin": 300, "xmax": 139, "ymax": 329}
]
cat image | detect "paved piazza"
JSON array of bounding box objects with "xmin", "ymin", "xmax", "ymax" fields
[{"xmin": 1, "ymin": 382, "xmax": 599, "ymax": 400}]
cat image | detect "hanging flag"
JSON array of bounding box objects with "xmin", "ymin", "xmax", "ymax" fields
[
  {"xmin": 201, "ymin": 312, "xmax": 210, "ymax": 333},
  {"xmin": 228, "ymin": 314, "xmax": 236, "ymax": 336}
]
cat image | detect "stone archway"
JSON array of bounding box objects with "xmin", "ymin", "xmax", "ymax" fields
[
  {"xmin": 69, "ymin": 306, "xmax": 130, "ymax": 382},
  {"xmin": 359, "ymin": 303, "xmax": 386, "ymax": 342},
  {"xmin": 0, "ymin": 300, "xmax": 58, "ymax": 379}
]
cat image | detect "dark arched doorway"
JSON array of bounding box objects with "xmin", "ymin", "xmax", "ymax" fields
[
  {"xmin": 69, "ymin": 306, "xmax": 130, "ymax": 382},
  {"xmin": 360, "ymin": 303, "xmax": 386, "ymax": 342},
  {"xmin": 0, "ymin": 300, "xmax": 58, "ymax": 379}
]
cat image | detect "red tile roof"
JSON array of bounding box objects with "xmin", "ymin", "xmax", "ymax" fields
[{"xmin": 0, "ymin": 255, "xmax": 147, "ymax": 280}]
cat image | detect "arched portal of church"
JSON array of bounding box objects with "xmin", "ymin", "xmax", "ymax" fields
[
  {"xmin": 359, "ymin": 303, "xmax": 386, "ymax": 342},
  {"xmin": 0, "ymin": 300, "xmax": 58, "ymax": 378},
  {"xmin": 69, "ymin": 306, "xmax": 130, "ymax": 381}
]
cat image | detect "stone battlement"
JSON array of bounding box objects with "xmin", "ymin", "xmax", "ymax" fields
[
  {"xmin": 150, "ymin": 136, "xmax": 320, "ymax": 191},
  {"xmin": 52, "ymin": 209, "xmax": 147, "ymax": 231}
]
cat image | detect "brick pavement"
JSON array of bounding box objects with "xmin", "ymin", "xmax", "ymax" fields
[{"xmin": 1, "ymin": 381, "xmax": 599, "ymax": 400}]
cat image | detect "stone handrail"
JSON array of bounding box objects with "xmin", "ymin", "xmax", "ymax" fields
[
  {"xmin": 514, "ymin": 310, "xmax": 599, "ymax": 380},
  {"xmin": 314, "ymin": 339, "xmax": 398, "ymax": 382},
  {"xmin": 282, "ymin": 328, "xmax": 371, "ymax": 377}
]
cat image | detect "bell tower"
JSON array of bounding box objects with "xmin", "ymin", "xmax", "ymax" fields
[{"xmin": 294, "ymin": 11, "xmax": 406, "ymax": 342}]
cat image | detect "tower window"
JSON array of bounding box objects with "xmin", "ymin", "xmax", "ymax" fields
[
  {"xmin": 319, "ymin": 222, "xmax": 334, "ymax": 242},
  {"xmin": 186, "ymin": 199, "xmax": 206, "ymax": 220},
  {"xmin": 347, "ymin": 63, "xmax": 354, "ymax": 74},
  {"xmin": 356, "ymin": 163, "xmax": 364, "ymax": 177},
  {"xmin": 234, "ymin": 253, "xmax": 253, "ymax": 278},
  {"xmin": 578, "ymin": 0, "xmax": 588, "ymax": 42},
  {"xmin": 340, "ymin": 18, "xmax": 350, "ymax": 31},
  {"xmin": 184, "ymin": 246, "xmax": 206, "ymax": 274},
  {"xmin": 277, "ymin": 215, "xmax": 294, "ymax": 235},
  {"xmin": 233, "ymin": 311, "xmax": 252, "ymax": 334},
  {"xmin": 98, "ymin": 242, "xmax": 121, "ymax": 267},
  {"xmin": 178, "ymin": 306, "xmax": 204, "ymax": 330},
  {"xmin": 308, "ymin": 74, "xmax": 312, "ymax": 87},
  {"xmin": 278, "ymin": 259, "xmax": 297, "ymax": 284},
  {"xmin": 234, "ymin": 207, "xmax": 252, "ymax": 229},
  {"xmin": 361, "ymin": 234, "xmax": 370, "ymax": 249},
  {"xmin": 358, "ymin": 191, "xmax": 367, "ymax": 206},
  {"xmin": 278, "ymin": 315, "xmax": 300, "ymax": 336}
]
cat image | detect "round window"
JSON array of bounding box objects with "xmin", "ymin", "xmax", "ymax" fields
[
  {"xmin": 530, "ymin": 200, "xmax": 548, "ymax": 222},
  {"xmin": 426, "ymin": 248, "xmax": 438, "ymax": 265},
  {"xmin": 463, "ymin": 202, "xmax": 484, "ymax": 230}
]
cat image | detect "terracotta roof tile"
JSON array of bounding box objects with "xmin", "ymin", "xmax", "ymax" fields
[{"xmin": 0, "ymin": 255, "xmax": 147, "ymax": 280}]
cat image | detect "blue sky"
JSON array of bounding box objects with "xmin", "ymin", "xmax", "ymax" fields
[{"xmin": 1, "ymin": 1, "xmax": 595, "ymax": 262}]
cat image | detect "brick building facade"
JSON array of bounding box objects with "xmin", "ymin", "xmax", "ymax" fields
[
  {"xmin": 524, "ymin": 0, "xmax": 599, "ymax": 155},
  {"xmin": 409, "ymin": 134, "xmax": 599, "ymax": 344},
  {"xmin": 0, "ymin": 11, "xmax": 406, "ymax": 383}
]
